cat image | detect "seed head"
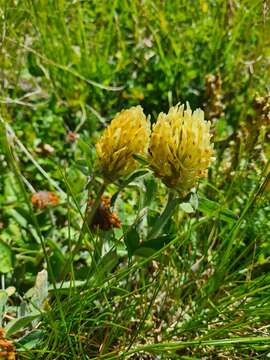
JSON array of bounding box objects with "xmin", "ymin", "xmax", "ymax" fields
[{"xmin": 149, "ymin": 103, "xmax": 213, "ymax": 194}]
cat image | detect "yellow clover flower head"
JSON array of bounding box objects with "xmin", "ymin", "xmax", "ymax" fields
[
  {"xmin": 96, "ymin": 106, "xmax": 150, "ymax": 181},
  {"xmin": 149, "ymin": 103, "xmax": 213, "ymax": 194}
]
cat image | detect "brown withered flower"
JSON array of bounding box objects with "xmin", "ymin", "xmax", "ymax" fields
[
  {"xmin": 31, "ymin": 191, "xmax": 59, "ymax": 209},
  {"xmin": 204, "ymin": 73, "xmax": 224, "ymax": 122},
  {"xmin": 89, "ymin": 196, "xmax": 121, "ymax": 231},
  {"xmin": 66, "ymin": 131, "xmax": 79, "ymax": 143},
  {"xmin": 238, "ymin": 93, "xmax": 270, "ymax": 154},
  {"xmin": 0, "ymin": 328, "xmax": 16, "ymax": 360}
]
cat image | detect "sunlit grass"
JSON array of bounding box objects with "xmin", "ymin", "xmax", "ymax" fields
[{"xmin": 0, "ymin": 0, "xmax": 269, "ymax": 359}]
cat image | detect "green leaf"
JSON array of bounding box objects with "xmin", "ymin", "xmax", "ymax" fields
[
  {"xmin": 48, "ymin": 280, "xmax": 85, "ymax": 293},
  {"xmin": 0, "ymin": 290, "xmax": 8, "ymax": 310},
  {"xmin": 124, "ymin": 227, "xmax": 140, "ymax": 258},
  {"xmin": 147, "ymin": 195, "xmax": 179, "ymax": 240},
  {"xmin": 5, "ymin": 313, "xmax": 40, "ymax": 337},
  {"xmin": 132, "ymin": 153, "xmax": 149, "ymax": 166},
  {"xmin": 124, "ymin": 169, "xmax": 149, "ymax": 184},
  {"xmin": 0, "ymin": 240, "xmax": 13, "ymax": 273},
  {"xmin": 77, "ymin": 139, "xmax": 94, "ymax": 160},
  {"xmin": 143, "ymin": 176, "xmax": 157, "ymax": 207},
  {"xmin": 27, "ymin": 52, "xmax": 44, "ymax": 77},
  {"xmin": 111, "ymin": 169, "xmax": 148, "ymax": 206},
  {"xmin": 0, "ymin": 290, "xmax": 8, "ymax": 325},
  {"xmin": 7, "ymin": 208, "xmax": 28, "ymax": 227},
  {"xmin": 31, "ymin": 270, "xmax": 48, "ymax": 310},
  {"xmin": 47, "ymin": 239, "xmax": 66, "ymax": 276},
  {"xmin": 134, "ymin": 246, "xmax": 156, "ymax": 258},
  {"xmin": 96, "ymin": 250, "xmax": 119, "ymax": 280},
  {"xmin": 189, "ymin": 192, "xmax": 199, "ymax": 210},
  {"xmin": 180, "ymin": 202, "xmax": 195, "ymax": 213},
  {"xmin": 134, "ymin": 235, "xmax": 173, "ymax": 257},
  {"xmin": 17, "ymin": 330, "xmax": 44, "ymax": 350},
  {"xmin": 198, "ymin": 197, "xmax": 238, "ymax": 223}
]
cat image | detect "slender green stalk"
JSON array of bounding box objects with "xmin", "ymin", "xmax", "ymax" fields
[
  {"xmin": 87, "ymin": 180, "xmax": 107, "ymax": 226},
  {"xmin": 59, "ymin": 178, "xmax": 107, "ymax": 282},
  {"xmin": 147, "ymin": 190, "xmax": 179, "ymax": 240},
  {"xmin": 121, "ymin": 336, "xmax": 270, "ymax": 358}
]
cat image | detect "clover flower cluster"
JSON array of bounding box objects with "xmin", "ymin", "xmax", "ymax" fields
[
  {"xmin": 96, "ymin": 103, "xmax": 213, "ymax": 194},
  {"xmin": 96, "ymin": 106, "xmax": 150, "ymax": 181}
]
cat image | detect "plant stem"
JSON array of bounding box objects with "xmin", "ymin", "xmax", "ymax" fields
[
  {"xmin": 87, "ymin": 180, "xmax": 107, "ymax": 226},
  {"xmin": 147, "ymin": 190, "xmax": 179, "ymax": 240},
  {"xmin": 71, "ymin": 179, "xmax": 107, "ymax": 254}
]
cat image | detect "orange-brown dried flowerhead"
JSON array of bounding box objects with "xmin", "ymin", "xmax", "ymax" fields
[
  {"xmin": 0, "ymin": 328, "xmax": 16, "ymax": 360},
  {"xmin": 96, "ymin": 106, "xmax": 150, "ymax": 181},
  {"xmin": 31, "ymin": 191, "xmax": 59, "ymax": 209},
  {"xmin": 149, "ymin": 103, "xmax": 213, "ymax": 194},
  {"xmin": 89, "ymin": 196, "xmax": 121, "ymax": 231}
]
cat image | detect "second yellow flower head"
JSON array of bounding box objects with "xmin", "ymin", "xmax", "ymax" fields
[{"xmin": 149, "ymin": 103, "xmax": 213, "ymax": 194}]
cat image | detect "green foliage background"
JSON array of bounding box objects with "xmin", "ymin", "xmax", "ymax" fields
[{"xmin": 0, "ymin": 0, "xmax": 269, "ymax": 359}]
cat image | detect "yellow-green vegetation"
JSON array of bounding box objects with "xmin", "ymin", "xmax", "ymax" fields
[{"xmin": 0, "ymin": 0, "xmax": 269, "ymax": 359}]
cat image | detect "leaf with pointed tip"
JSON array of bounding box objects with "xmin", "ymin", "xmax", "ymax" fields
[
  {"xmin": 124, "ymin": 227, "xmax": 140, "ymax": 258},
  {"xmin": 0, "ymin": 240, "xmax": 13, "ymax": 273}
]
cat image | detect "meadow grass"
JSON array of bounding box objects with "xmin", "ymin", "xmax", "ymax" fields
[{"xmin": 0, "ymin": 0, "xmax": 270, "ymax": 359}]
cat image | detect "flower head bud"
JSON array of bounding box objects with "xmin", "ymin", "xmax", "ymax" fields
[
  {"xmin": 31, "ymin": 191, "xmax": 59, "ymax": 209},
  {"xmin": 96, "ymin": 106, "xmax": 150, "ymax": 181},
  {"xmin": 149, "ymin": 103, "xmax": 213, "ymax": 194}
]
